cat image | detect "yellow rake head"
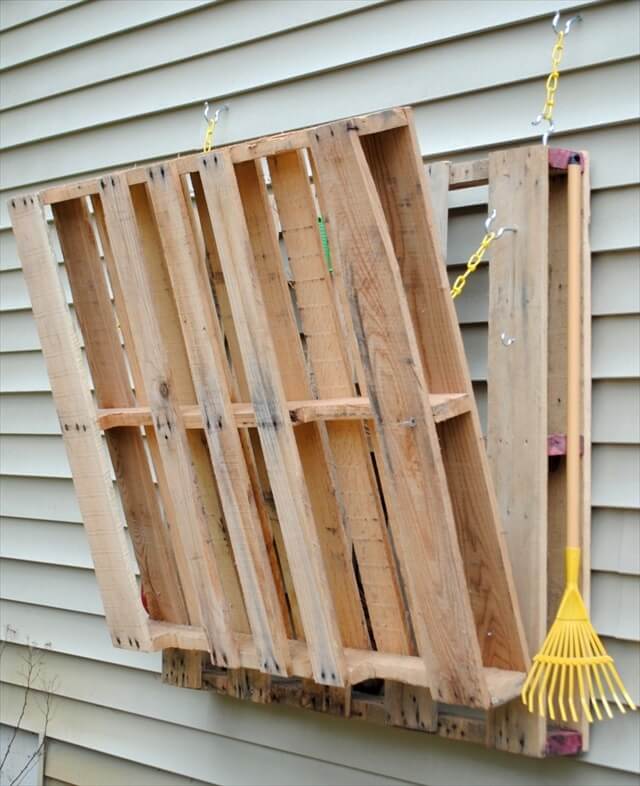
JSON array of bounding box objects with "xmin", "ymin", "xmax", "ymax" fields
[{"xmin": 522, "ymin": 549, "xmax": 636, "ymax": 723}]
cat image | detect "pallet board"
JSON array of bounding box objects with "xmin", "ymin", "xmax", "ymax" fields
[{"xmin": 10, "ymin": 107, "xmax": 530, "ymax": 735}]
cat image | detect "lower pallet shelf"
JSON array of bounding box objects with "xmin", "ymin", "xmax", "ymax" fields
[{"xmin": 162, "ymin": 659, "xmax": 579, "ymax": 755}]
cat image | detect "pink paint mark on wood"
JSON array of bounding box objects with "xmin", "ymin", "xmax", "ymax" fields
[
  {"xmin": 548, "ymin": 434, "xmax": 585, "ymax": 456},
  {"xmin": 546, "ymin": 728, "xmax": 582, "ymax": 756},
  {"xmin": 548, "ymin": 148, "xmax": 585, "ymax": 173}
]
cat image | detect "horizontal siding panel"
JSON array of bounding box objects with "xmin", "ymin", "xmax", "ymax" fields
[
  {"xmin": 0, "ymin": 0, "xmax": 85, "ymax": 32},
  {"xmin": 1, "ymin": 476, "xmax": 81, "ymax": 522},
  {"xmin": 0, "ymin": 263, "xmax": 70, "ymax": 310},
  {"xmin": 0, "ymin": 559, "xmax": 103, "ymax": 615},
  {"xmin": 583, "ymin": 710, "xmax": 640, "ymax": 773},
  {"xmin": 45, "ymin": 741, "xmax": 213, "ymax": 786},
  {"xmin": 592, "ymin": 315, "xmax": 640, "ymax": 379},
  {"xmin": 0, "ymin": 517, "xmax": 91, "ymax": 568},
  {"xmin": 1, "ymin": 644, "xmax": 637, "ymax": 784},
  {"xmin": 0, "ymin": 393, "xmax": 60, "ymax": 435},
  {"xmin": 0, "ymin": 351, "xmax": 50, "ymax": 392},
  {"xmin": 4, "ymin": 0, "xmax": 632, "ymax": 149},
  {"xmin": 2, "ymin": 56, "xmax": 638, "ymax": 191},
  {"xmin": 592, "ymin": 380, "xmax": 640, "ymax": 444},
  {"xmin": 0, "ymin": 683, "xmax": 420, "ymax": 786},
  {"xmin": 1, "ymin": 0, "xmax": 597, "ymax": 111},
  {"xmin": 592, "ymin": 509, "xmax": 640, "ymax": 575},
  {"xmin": 0, "ymin": 0, "xmax": 385, "ymax": 108},
  {"xmin": 592, "ymin": 251, "xmax": 640, "ymax": 316},
  {"xmin": 1, "ymin": 434, "xmax": 71, "ymax": 478},
  {"xmin": 0, "ymin": 600, "xmax": 160, "ymax": 670},
  {"xmin": 592, "ymin": 572, "xmax": 640, "ymax": 641},
  {"xmin": 591, "ymin": 445, "xmax": 640, "ymax": 509},
  {"xmin": 0, "ymin": 0, "xmax": 213, "ymax": 69}
]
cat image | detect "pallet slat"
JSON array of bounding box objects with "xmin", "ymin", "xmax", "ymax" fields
[
  {"xmin": 196, "ymin": 149, "xmax": 345, "ymax": 686},
  {"xmin": 96, "ymin": 393, "xmax": 470, "ymax": 430},
  {"xmin": 98, "ymin": 174, "xmax": 240, "ymax": 666},
  {"xmin": 144, "ymin": 161, "xmax": 290, "ymax": 676},
  {"xmin": 309, "ymin": 119, "xmax": 491, "ymax": 709},
  {"xmin": 8, "ymin": 195, "xmax": 150, "ymax": 648},
  {"xmin": 52, "ymin": 198, "xmax": 187, "ymax": 626}
]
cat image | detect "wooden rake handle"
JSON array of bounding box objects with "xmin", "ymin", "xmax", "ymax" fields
[{"xmin": 566, "ymin": 163, "xmax": 582, "ymax": 550}]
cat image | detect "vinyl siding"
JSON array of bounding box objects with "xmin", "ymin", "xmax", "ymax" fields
[{"xmin": 1, "ymin": 0, "xmax": 639, "ymax": 782}]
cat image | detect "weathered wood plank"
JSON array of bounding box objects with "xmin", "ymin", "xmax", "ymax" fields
[
  {"xmin": 234, "ymin": 157, "xmax": 370, "ymax": 652},
  {"xmin": 97, "ymin": 174, "xmax": 240, "ymax": 667},
  {"xmin": 144, "ymin": 162, "xmax": 290, "ymax": 675},
  {"xmin": 128, "ymin": 182, "xmax": 251, "ymax": 639},
  {"xmin": 94, "ymin": 190, "xmax": 202, "ymax": 626},
  {"xmin": 360, "ymin": 115, "xmax": 527, "ymax": 675},
  {"xmin": 310, "ymin": 119, "xmax": 488, "ymax": 709},
  {"xmin": 150, "ymin": 622, "xmax": 524, "ymax": 705},
  {"xmin": 52, "ymin": 197, "xmax": 186, "ymax": 625},
  {"xmin": 96, "ymin": 394, "xmax": 468, "ymax": 430},
  {"xmin": 9, "ymin": 194, "xmax": 150, "ymax": 649},
  {"xmin": 487, "ymin": 146, "xmax": 549, "ymax": 756},
  {"xmin": 190, "ymin": 170, "xmax": 300, "ymax": 644},
  {"xmin": 197, "ymin": 149, "xmax": 345, "ymax": 686}
]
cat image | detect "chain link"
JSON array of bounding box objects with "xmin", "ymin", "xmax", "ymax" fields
[
  {"xmin": 540, "ymin": 30, "xmax": 566, "ymax": 123},
  {"xmin": 203, "ymin": 118, "xmax": 216, "ymax": 153},
  {"xmin": 450, "ymin": 231, "xmax": 496, "ymax": 300}
]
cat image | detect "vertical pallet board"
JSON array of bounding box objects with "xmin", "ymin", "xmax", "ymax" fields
[
  {"xmin": 8, "ymin": 195, "xmax": 151, "ymax": 650},
  {"xmin": 310, "ymin": 118, "xmax": 490, "ymax": 709},
  {"xmin": 360, "ymin": 120, "xmax": 527, "ymax": 680},
  {"xmin": 52, "ymin": 198, "xmax": 187, "ymax": 626},
  {"xmin": 486, "ymin": 148, "xmax": 591, "ymax": 755},
  {"xmin": 196, "ymin": 149, "xmax": 346, "ymax": 686},
  {"xmin": 488, "ymin": 146, "xmax": 550, "ymax": 756}
]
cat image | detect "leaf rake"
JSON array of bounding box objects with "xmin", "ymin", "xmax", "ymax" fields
[{"xmin": 521, "ymin": 162, "xmax": 636, "ymax": 724}]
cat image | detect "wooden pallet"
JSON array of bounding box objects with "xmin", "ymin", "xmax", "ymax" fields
[
  {"xmin": 9, "ymin": 107, "xmax": 527, "ymax": 722},
  {"xmin": 428, "ymin": 147, "xmax": 591, "ymax": 756}
]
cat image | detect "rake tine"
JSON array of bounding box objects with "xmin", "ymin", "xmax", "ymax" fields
[
  {"xmin": 591, "ymin": 658, "xmax": 614, "ymax": 719},
  {"xmin": 567, "ymin": 624, "xmax": 578, "ymax": 723},
  {"xmin": 574, "ymin": 626, "xmax": 593, "ymax": 723},
  {"xmin": 576, "ymin": 624, "xmax": 601, "ymax": 721},
  {"xmin": 588, "ymin": 624, "xmax": 637, "ymax": 711},
  {"xmin": 545, "ymin": 623, "xmax": 568, "ymax": 720},
  {"xmin": 599, "ymin": 661, "xmax": 625, "ymax": 714},
  {"xmin": 522, "ymin": 659, "xmax": 542, "ymax": 709},
  {"xmin": 557, "ymin": 632, "xmax": 568, "ymax": 722},
  {"xmin": 608, "ymin": 663, "xmax": 637, "ymax": 711}
]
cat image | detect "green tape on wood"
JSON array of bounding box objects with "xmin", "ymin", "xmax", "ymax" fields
[{"xmin": 317, "ymin": 215, "xmax": 333, "ymax": 274}]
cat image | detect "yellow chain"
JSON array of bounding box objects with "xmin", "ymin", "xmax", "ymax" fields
[
  {"xmin": 203, "ymin": 118, "xmax": 216, "ymax": 153},
  {"xmin": 540, "ymin": 30, "xmax": 565, "ymax": 123},
  {"xmin": 450, "ymin": 231, "xmax": 496, "ymax": 300}
]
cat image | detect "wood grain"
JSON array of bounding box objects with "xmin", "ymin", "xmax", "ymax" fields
[
  {"xmin": 310, "ymin": 119, "xmax": 488, "ymax": 708},
  {"xmin": 197, "ymin": 149, "xmax": 345, "ymax": 686},
  {"xmin": 9, "ymin": 194, "xmax": 151, "ymax": 649}
]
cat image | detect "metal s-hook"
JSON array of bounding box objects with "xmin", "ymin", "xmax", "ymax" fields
[
  {"xmin": 485, "ymin": 209, "xmax": 518, "ymax": 239},
  {"xmin": 551, "ymin": 10, "xmax": 582, "ymax": 35},
  {"xmin": 204, "ymin": 100, "xmax": 229, "ymax": 126},
  {"xmin": 203, "ymin": 101, "xmax": 229, "ymax": 153},
  {"xmin": 531, "ymin": 115, "xmax": 555, "ymax": 146},
  {"xmin": 500, "ymin": 332, "xmax": 516, "ymax": 347}
]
